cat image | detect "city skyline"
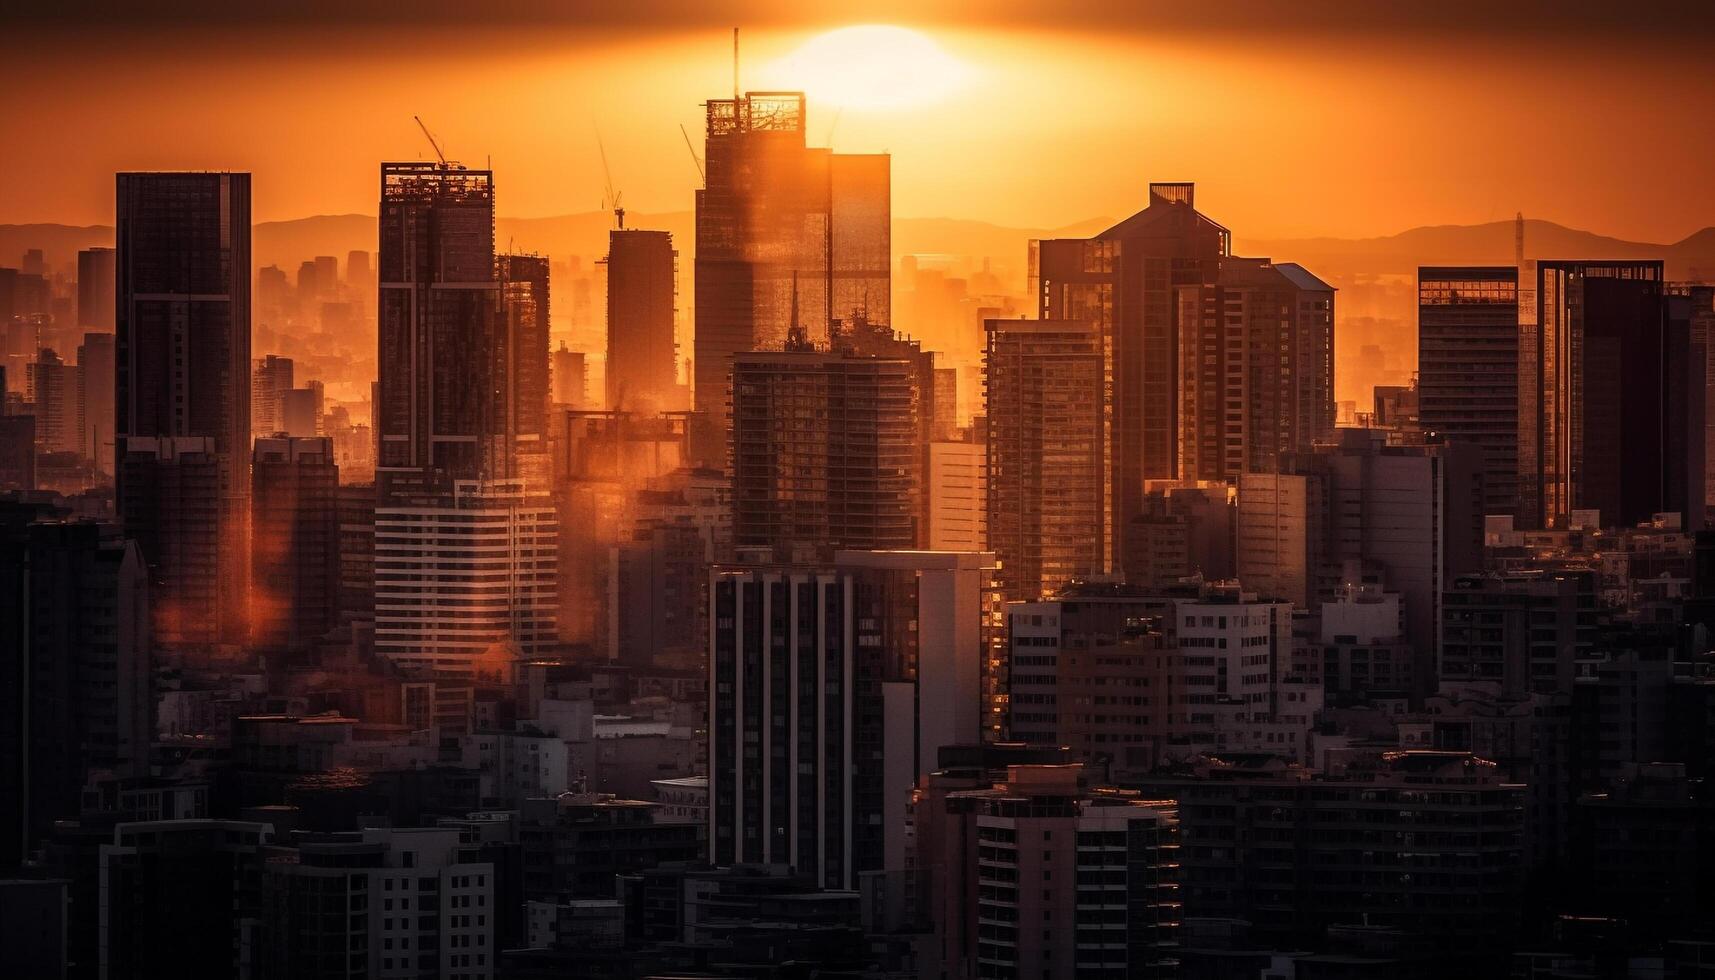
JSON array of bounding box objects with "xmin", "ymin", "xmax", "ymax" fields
[{"xmin": 4, "ymin": 6, "xmax": 1715, "ymax": 979}]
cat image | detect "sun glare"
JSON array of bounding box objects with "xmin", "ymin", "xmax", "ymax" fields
[{"xmin": 765, "ymin": 25, "xmax": 974, "ymax": 111}]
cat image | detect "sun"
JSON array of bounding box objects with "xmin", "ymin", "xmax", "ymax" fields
[{"xmin": 766, "ymin": 25, "xmax": 974, "ymax": 111}]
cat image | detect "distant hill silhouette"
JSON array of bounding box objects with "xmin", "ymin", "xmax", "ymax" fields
[{"xmin": 5, "ymin": 213, "xmax": 1714, "ymax": 282}]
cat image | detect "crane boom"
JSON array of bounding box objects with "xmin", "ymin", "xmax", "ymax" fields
[
  {"xmin": 678, "ymin": 123, "xmax": 705, "ymax": 183},
  {"xmin": 413, "ymin": 115, "xmax": 447, "ymax": 167}
]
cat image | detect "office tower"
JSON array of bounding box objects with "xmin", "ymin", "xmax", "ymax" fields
[
  {"xmin": 551, "ymin": 344, "xmax": 585, "ymax": 408},
  {"xmin": 1034, "ymin": 182, "xmax": 1229, "ymax": 563},
  {"xmin": 0, "ymin": 415, "xmax": 33, "ymax": 489},
  {"xmin": 345, "ymin": 248, "xmax": 374, "ymax": 311},
  {"xmin": 919, "ymin": 764, "xmax": 1180, "ymax": 980},
  {"xmin": 604, "ymin": 228, "xmax": 677, "ymax": 413},
  {"xmin": 78, "ymin": 247, "xmax": 115, "ymax": 330},
  {"xmin": 257, "ymin": 827, "xmax": 496, "ymax": 980},
  {"xmin": 77, "ymin": 332, "xmax": 116, "ymax": 473},
  {"xmin": 1683, "ymin": 284, "xmax": 1715, "ymax": 516},
  {"xmin": 1236, "ymin": 428, "xmax": 1484, "ymax": 700},
  {"xmin": 708, "ymin": 551, "xmax": 998, "ymax": 891},
  {"xmin": 27, "ymin": 347, "xmax": 81, "ymax": 455},
  {"xmin": 99, "ymin": 820, "xmax": 272, "ymax": 979},
  {"xmin": 376, "ymin": 162, "xmax": 505, "ymax": 500},
  {"xmin": 499, "ymin": 253, "xmax": 551, "ymax": 488},
  {"xmin": 1123, "ymin": 485, "xmax": 1234, "ymax": 589},
  {"xmin": 931, "ymin": 365, "xmax": 959, "ymax": 439},
  {"xmin": 1175, "ymin": 257, "xmax": 1335, "ymax": 482},
  {"xmin": 373, "ymin": 480, "xmax": 557, "ymax": 671},
  {"xmin": 251, "ymin": 436, "xmax": 339, "ymax": 649},
  {"xmin": 985, "ymin": 318, "xmax": 1106, "ymax": 600},
  {"xmin": 251, "ymin": 354, "xmax": 293, "ymax": 437},
  {"xmin": 1522, "ymin": 260, "xmax": 1704, "ymax": 530},
  {"xmin": 1418, "ymin": 267, "xmax": 1521, "ymax": 517},
  {"xmin": 831, "ymin": 313, "xmax": 941, "ymax": 540},
  {"xmin": 927, "ymin": 437, "xmax": 986, "ymax": 551},
  {"xmin": 21, "ymin": 248, "xmax": 45, "ymax": 277},
  {"xmin": 692, "ymin": 91, "xmax": 890, "ymax": 464},
  {"xmin": 1, "ymin": 504, "xmax": 150, "ymax": 870},
  {"xmin": 1440, "ymin": 570, "xmax": 1598, "ymax": 698},
  {"xmin": 116, "ymin": 171, "xmax": 251, "ymax": 648},
  {"xmin": 255, "ymin": 264, "xmax": 290, "ymax": 325},
  {"xmin": 335, "ymin": 483, "xmax": 375, "ymax": 625},
  {"xmin": 730, "ymin": 336, "xmax": 919, "ymax": 561}
]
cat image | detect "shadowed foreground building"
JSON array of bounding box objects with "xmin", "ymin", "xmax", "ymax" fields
[
  {"xmin": 708, "ymin": 551, "xmax": 998, "ymax": 893},
  {"xmin": 251, "ymin": 436, "xmax": 339, "ymax": 649},
  {"xmin": 604, "ymin": 227, "xmax": 678, "ymax": 413},
  {"xmin": 115, "ymin": 171, "xmax": 252, "ymax": 647},
  {"xmin": 918, "ymin": 763, "xmax": 1181, "ymax": 980}
]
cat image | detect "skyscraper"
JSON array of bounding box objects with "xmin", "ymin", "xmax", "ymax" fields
[
  {"xmin": 708, "ymin": 550, "xmax": 998, "ymax": 891},
  {"xmin": 499, "ymin": 252, "xmax": 551, "ymax": 489},
  {"xmin": 375, "ymin": 164, "xmax": 557, "ymax": 671},
  {"xmin": 376, "ymin": 162, "xmax": 504, "ymax": 500},
  {"xmin": 1522, "ymin": 260, "xmax": 1704, "ymax": 529},
  {"xmin": 985, "ymin": 318, "xmax": 1106, "ymax": 600},
  {"xmin": 1174, "ymin": 257, "xmax": 1335, "ymax": 482},
  {"xmin": 604, "ymin": 228, "xmax": 677, "ymax": 413},
  {"xmin": 115, "ymin": 171, "xmax": 251, "ymax": 647},
  {"xmin": 1418, "ymin": 267, "xmax": 1520, "ymax": 517},
  {"xmin": 77, "ymin": 331, "xmax": 116, "ymax": 473},
  {"xmin": 730, "ymin": 333, "xmax": 919, "ymax": 561},
  {"xmin": 251, "ymin": 353, "xmax": 293, "ymax": 438},
  {"xmin": 1034, "ymin": 182, "xmax": 1229, "ymax": 569},
  {"xmin": 251, "ymin": 436, "xmax": 339, "ymax": 649},
  {"xmin": 692, "ymin": 91, "xmax": 890, "ymax": 464},
  {"xmin": 77, "ymin": 246, "xmax": 115, "ymax": 330}
]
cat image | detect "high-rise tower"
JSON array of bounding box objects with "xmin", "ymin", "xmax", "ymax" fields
[
  {"xmin": 692, "ymin": 91, "xmax": 890, "ymax": 465},
  {"xmin": 115, "ymin": 171, "xmax": 252, "ymax": 647}
]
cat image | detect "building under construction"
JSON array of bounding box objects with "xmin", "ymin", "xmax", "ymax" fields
[
  {"xmin": 693, "ymin": 91, "xmax": 890, "ymax": 466},
  {"xmin": 376, "ymin": 162, "xmax": 504, "ymax": 502},
  {"xmin": 730, "ymin": 330, "xmax": 918, "ymax": 562}
]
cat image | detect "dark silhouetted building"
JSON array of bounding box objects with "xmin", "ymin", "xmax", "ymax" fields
[
  {"xmin": 1, "ymin": 504, "xmax": 150, "ymax": 871},
  {"xmin": 77, "ymin": 332, "xmax": 116, "ymax": 474},
  {"xmin": 376, "ymin": 162, "xmax": 504, "ymax": 501},
  {"xmin": 692, "ymin": 91, "xmax": 890, "ymax": 465},
  {"xmin": 1522, "ymin": 260, "xmax": 1704, "ymax": 530},
  {"xmin": 115, "ymin": 171, "xmax": 252, "ymax": 647},
  {"xmin": 251, "ymin": 436, "xmax": 339, "ymax": 649},
  {"xmin": 77, "ymin": 246, "xmax": 115, "ymax": 331},
  {"xmin": 98, "ymin": 820, "xmax": 271, "ymax": 979},
  {"xmin": 500, "ymin": 252, "xmax": 551, "ymax": 488},
  {"xmin": 1419, "ymin": 267, "xmax": 1521, "ymax": 518},
  {"xmin": 0, "ymin": 415, "xmax": 36, "ymax": 490},
  {"xmin": 604, "ymin": 228, "xmax": 677, "ymax": 413}
]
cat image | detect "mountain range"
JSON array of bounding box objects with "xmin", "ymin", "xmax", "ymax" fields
[{"xmin": 5, "ymin": 214, "xmax": 1714, "ymax": 282}]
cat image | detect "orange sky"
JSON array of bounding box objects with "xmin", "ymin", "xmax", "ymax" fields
[{"xmin": 4, "ymin": 3, "xmax": 1713, "ymax": 241}]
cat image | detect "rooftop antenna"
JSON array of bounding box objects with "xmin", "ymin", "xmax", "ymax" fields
[
  {"xmin": 678, "ymin": 123, "xmax": 706, "ymax": 183},
  {"xmin": 596, "ymin": 129, "xmax": 624, "ymax": 229},
  {"xmin": 733, "ymin": 27, "xmax": 740, "ymax": 100},
  {"xmin": 413, "ymin": 115, "xmax": 448, "ymax": 167}
]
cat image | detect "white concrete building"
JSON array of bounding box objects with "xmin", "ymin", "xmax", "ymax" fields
[{"xmin": 374, "ymin": 480, "xmax": 557, "ymax": 671}]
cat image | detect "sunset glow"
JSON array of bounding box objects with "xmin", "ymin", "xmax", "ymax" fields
[{"xmin": 762, "ymin": 25, "xmax": 975, "ymax": 111}]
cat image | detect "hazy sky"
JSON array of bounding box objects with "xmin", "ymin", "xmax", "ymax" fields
[{"xmin": 5, "ymin": 1, "xmax": 1713, "ymax": 241}]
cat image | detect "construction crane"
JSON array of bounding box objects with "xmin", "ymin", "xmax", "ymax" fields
[
  {"xmin": 596, "ymin": 130, "xmax": 624, "ymax": 229},
  {"xmin": 413, "ymin": 115, "xmax": 448, "ymax": 167},
  {"xmin": 678, "ymin": 123, "xmax": 705, "ymax": 183}
]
